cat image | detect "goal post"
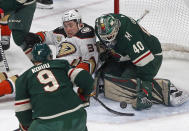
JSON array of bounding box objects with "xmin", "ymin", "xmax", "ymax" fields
[
  {"xmin": 114, "ymin": 0, "xmax": 189, "ymax": 60},
  {"xmin": 114, "ymin": 0, "xmax": 119, "ymax": 14}
]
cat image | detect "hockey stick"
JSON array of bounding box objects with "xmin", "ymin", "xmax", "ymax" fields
[
  {"xmin": 0, "ymin": 25, "xmax": 9, "ymax": 71},
  {"xmin": 94, "ymin": 65, "xmax": 105, "ymax": 98},
  {"xmin": 93, "ymin": 96, "xmax": 134, "ymax": 116},
  {"xmin": 137, "ymin": 10, "xmax": 149, "ymax": 22}
]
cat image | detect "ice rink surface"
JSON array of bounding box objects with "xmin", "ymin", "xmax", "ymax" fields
[{"xmin": 1, "ymin": 0, "xmax": 189, "ymax": 130}]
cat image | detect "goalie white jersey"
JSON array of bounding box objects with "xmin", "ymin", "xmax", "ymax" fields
[{"xmin": 39, "ymin": 23, "xmax": 98, "ymax": 74}]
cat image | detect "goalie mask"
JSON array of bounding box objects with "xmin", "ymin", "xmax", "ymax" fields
[
  {"xmin": 62, "ymin": 9, "xmax": 82, "ymax": 27},
  {"xmin": 32, "ymin": 44, "xmax": 52, "ymax": 62},
  {"xmin": 95, "ymin": 14, "xmax": 120, "ymax": 42}
]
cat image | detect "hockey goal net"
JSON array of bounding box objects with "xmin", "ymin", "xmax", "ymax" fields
[{"xmin": 114, "ymin": 0, "xmax": 189, "ymax": 60}]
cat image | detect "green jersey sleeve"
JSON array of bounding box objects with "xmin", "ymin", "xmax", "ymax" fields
[
  {"xmin": 68, "ymin": 68, "xmax": 94, "ymax": 96},
  {"xmin": 15, "ymin": 71, "xmax": 32, "ymax": 127}
]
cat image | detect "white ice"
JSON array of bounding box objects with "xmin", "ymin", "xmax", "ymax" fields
[{"xmin": 1, "ymin": 0, "xmax": 189, "ymax": 130}]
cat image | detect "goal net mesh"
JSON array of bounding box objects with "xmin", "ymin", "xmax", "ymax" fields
[{"xmin": 116, "ymin": 0, "xmax": 189, "ymax": 59}]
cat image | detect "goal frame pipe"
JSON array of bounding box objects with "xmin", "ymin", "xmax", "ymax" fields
[{"xmin": 114, "ymin": 0, "xmax": 119, "ymax": 14}]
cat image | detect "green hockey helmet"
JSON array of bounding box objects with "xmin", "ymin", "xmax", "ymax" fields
[
  {"xmin": 32, "ymin": 43, "xmax": 52, "ymax": 62},
  {"xmin": 95, "ymin": 14, "xmax": 120, "ymax": 42}
]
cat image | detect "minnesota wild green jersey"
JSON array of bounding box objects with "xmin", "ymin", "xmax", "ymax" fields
[
  {"xmin": 95, "ymin": 13, "xmax": 163, "ymax": 80},
  {"xmin": 0, "ymin": 0, "xmax": 36, "ymax": 46},
  {"xmin": 0, "ymin": 0, "xmax": 35, "ymax": 13},
  {"xmin": 15, "ymin": 59, "xmax": 94, "ymax": 127}
]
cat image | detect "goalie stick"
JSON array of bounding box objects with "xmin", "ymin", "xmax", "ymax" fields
[
  {"xmin": 137, "ymin": 9, "xmax": 149, "ymax": 23},
  {"xmin": 0, "ymin": 26, "xmax": 9, "ymax": 71},
  {"xmin": 93, "ymin": 96, "xmax": 134, "ymax": 116}
]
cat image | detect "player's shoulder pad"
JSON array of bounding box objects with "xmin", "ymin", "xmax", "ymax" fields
[
  {"xmin": 16, "ymin": 67, "xmax": 31, "ymax": 83},
  {"xmin": 53, "ymin": 26, "xmax": 67, "ymax": 37},
  {"xmin": 75, "ymin": 23, "xmax": 95, "ymax": 39},
  {"xmin": 49, "ymin": 59, "xmax": 71, "ymax": 69}
]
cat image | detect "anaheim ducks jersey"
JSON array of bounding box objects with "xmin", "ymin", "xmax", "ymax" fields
[
  {"xmin": 39, "ymin": 23, "xmax": 98, "ymax": 74},
  {"xmin": 95, "ymin": 13, "xmax": 163, "ymax": 80}
]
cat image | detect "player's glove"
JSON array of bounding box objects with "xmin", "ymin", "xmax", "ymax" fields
[
  {"xmin": 77, "ymin": 88, "xmax": 90, "ymax": 103},
  {"xmin": 0, "ymin": 80, "xmax": 14, "ymax": 96},
  {"xmin": 24, "ymin": 32, "xmax": 43, "ymax": 47},
  {"xmin": 99, "ymin": 49, "xmax": 112, "ymax": 62}
]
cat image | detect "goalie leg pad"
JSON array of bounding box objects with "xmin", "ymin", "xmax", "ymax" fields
[
  {"xmin": 152, "ymin": 79, "xmax": 170, "ymax": 105},
  {"xmin": 103, "ymin": 74, "xmax": 137, "ymax": 104},
  {"xmin": 103, "ymin": 75, "xmax": 153, "ymax": 110},
  {"xmin": 103, "ymin": 74, "xmax": 154, "ymax": 107},
  {"xmin": 152, "ymin": 78, "xmax": 189, "ymax": 106},
  {"xmin": 102, "ymin": 73, "xmax": 188, "ymax": 108}
]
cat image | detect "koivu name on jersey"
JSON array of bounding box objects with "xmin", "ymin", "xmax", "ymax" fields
[{"xmin": 32, "ymin": 63, "xmax": 50, "ymax": 73}]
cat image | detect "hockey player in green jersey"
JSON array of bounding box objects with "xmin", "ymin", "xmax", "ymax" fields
[
  {"xmin": 0, "ymin": 0, "xmax": 36, "ymax": 61},
  {"xmin": 95, "ymin": 13, "xmax": 189, "ymax": 110},
  {"xmin": 15, "ymin": 43, "xmax": 94, "ymax": 131}
]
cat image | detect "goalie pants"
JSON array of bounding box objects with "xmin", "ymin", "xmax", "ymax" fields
[
  {"xmin": 28, "ymin": 109, "xmax": 88, "ymax": 131},
  {"xmin": 101, "ymin": 55, "xmax": 162, "ymax": 81}
]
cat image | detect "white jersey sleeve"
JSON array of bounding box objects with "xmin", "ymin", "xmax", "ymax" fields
[{"xmin": 42, "ymin": 31, "xmax": 66, "ymax": 46}]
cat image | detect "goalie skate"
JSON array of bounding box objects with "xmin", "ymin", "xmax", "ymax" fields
[{"xmin": 169, "ymin": 84, "xmax": 189, "ymax": 106}]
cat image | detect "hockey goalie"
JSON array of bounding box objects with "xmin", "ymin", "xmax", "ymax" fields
[
  {"xmin": 94, "ymin": 39, "xmax": 189, "ymax": 110},
  {"xmin": 94, "ymin": 13, "xmax": 189, "ymax": 110}
]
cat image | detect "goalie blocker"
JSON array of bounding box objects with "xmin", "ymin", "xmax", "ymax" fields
[{"xmin": 96, "ymin": 74, "xmax": 189, "ymax": 110}]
